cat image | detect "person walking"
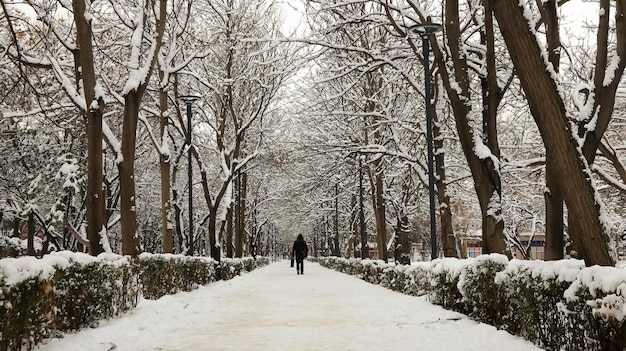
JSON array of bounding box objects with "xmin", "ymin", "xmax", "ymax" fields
[{"xmin": 292, "ymin": 234, "xmax": 308, "ymax": 275}]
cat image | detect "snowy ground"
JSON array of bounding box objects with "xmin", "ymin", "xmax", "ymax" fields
[{"xmin": 35, "ymin": 261, "xmax": 542, "ymax": 351}]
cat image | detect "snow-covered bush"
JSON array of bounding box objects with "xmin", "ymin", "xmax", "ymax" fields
[
  {"xmin": 218, "ymin": 257, "xmax": 242, "ymax": 281},
  {"xmin": 138, "ymin": 253, "xmax": 217, "ymax": 299},
  {"xmin": 361, "ymin": 259, "xmax": 385, "ymax": 284},
  {"xmin": 139, "ymin": 255, "xmax": 269, "ymax": 299},
  {"xmin": 429, "ymin": 258, "xmax": 470, "ymax": 309},
  {"xmin": 313, "ymin": 256, "xmax": 351, "ymax": 274},
  {"xmin": 51, "ymin": 253, "xmax": 140, "ymax": 331},
  {"xmin": 320, "ymin": 258, "xmax": 410, "ymax": 292},
  {"xmin": 457, "ymin": 254, "xmax": 508, "ymax": 323},
  {"xmin": 403, "ymin": 263, "xmax": 431, "ymax": 296},
  {"xmin": 0, "ymin": 252, "xmax": 139, "ymax": 350},
  {"xmin": 335, "ymin": 257, "xmax": 353, "ymax": 274},
  {"xmin": 1, "ymin": 252, "xmax": 270, "ymax": 350},
  {"xmin": 380, "ymin": 265, "xmax": 407, "ymax": 292},
  {"xmin": 219, "ymin": 256, "xmax": 270, "ymax": 280},
  {"xmin": 243, "ymin": 256, "xmax": 270, "ymax": 271},
  {"xmin": 0, "ymin": 263, "xmax": 51, "ymax": 350},
  {"xmin": 494, "ymin": 259, "xmax": 583, "ymax": 349},
  {"xmin": 351, "ymin": 258, "xmax": 365, "ymax": 276},
  {"xmin": 315, "ymin": 255, "xmax": 626, "ymax": 350},
  {"xmin": 316, "ymin": 257, "xmax": 431, "ymax": 296},
  {"xmin": 560, "ymin": 265, "xmax": 626, "ymax": 350},
  {"xmin": 0, "ymin": 236, "xmax": 44, "ymax": 258}
]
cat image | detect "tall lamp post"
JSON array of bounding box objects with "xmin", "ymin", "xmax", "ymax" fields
[
  {"xmin": 334, "ymin": 182, "xmax": 340, "ymax": 257},
  {"xmin": 411, "ymin": 22, "xmax": 443, "ymax": 261},
  {"xmin": 359, "ymin": 154, "xmax": 368, "ymax": 259},
  {"xmin": 178, "ymin": 95, "xmax": 201, "ymax": 256}
]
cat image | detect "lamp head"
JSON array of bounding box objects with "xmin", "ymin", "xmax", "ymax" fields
[
  {"xmin": 178, "ymin": 94, "xmax": 201, "ymax": 104},
  {"xmin": 409, "ymin": 22, "xmax": 443, "ymax": 37}
]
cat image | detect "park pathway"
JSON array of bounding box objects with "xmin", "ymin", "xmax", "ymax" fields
[{"xmin": 35, "ymin": 261, "xmax": 542, "ymax": 351}]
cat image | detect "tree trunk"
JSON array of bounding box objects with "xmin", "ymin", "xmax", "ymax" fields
[
  {"xmin": 434, "ymin": 0, "xmax": 507, "ymax": 255},
  {"xmin": 119, "ymin": 0, "xmax": 164, "ymax": 257},
  {"xmin": 363, "ymin": 69, "xmax": 388, "ymax": 262},
  {"xmin": 374, "ymin": 172, "xmax": 388, "ymax": 262},
  {"xmin": 27, "ymin": 212, "xmax": 35, "ymax": 256},
  {"xmin": 240, "ymin": 172, "xmax": 247, "ymax": 257},
  {"xmin": 13, "ymin": 217, "xmax": 20, "ymax": 238},
  {"xmin": 226, "ymin": 204, "xmax": 234, "ymax": 258},
  {"xmin": 251, "ymin": 200, "xmax": 258, "ymax": 259},
  {"xmin": 119, "ymin": 92, "xmax": 141, "ymax": 257},
  {"xmin": 433, "ymin": 108, "xmax": 456, "ymax": 257},
  {"xmin": 208, "ymin": 207, "xmax": 221, "ymax": 261},
  {"xmin": 173, "ymin": 189, "xmax": 183, "ymax": 253},
  {"xmin": 394, "ymin": 215, "xmax": 411, "ymax": 265},
  {"xmin": 483, "ymin": 1, "xmax": 507, "ymax": 256},
  {"xmin": 540, "ymin": 0, "xmax": 565, "ymax": 260},
  {"xmin": 233, "ymin": 171, "xmax": 247, "ymax": 258},
  {"xmin": 333, "ymin": 184, "xmax": 340, "ymax": 257},
  {"xmin": 350, "ymin": 193, "xmax": 358, "ymax": 258},
  {"xmin": 62, "ymin": 191, "xmax": 72, "ymax": 249},
  {"xmin": 235, "ymin": 171, "xmax": 242, "ymax": 258},
  {"xmin": 544, "ymin": 162, "xmax": 564, "ymax": 260},
  {"xmin": 199, "ymin": 160, "xmax": 234, "ymax": 261},
  {"xmin": 491, "ymin": 0, "xmax": 613, "ymax": 266},
  {"xmin": 158, "ymin": 72, "xmax": 173, "ymax": 253},
  {"xmin": 73, "ymin": 0, "xmax": 105, "ymax": 256}
]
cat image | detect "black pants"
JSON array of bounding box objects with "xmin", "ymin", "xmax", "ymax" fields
[{"xmin": 296, "ymin": 258, "xmax": 304, "ymax": 273}]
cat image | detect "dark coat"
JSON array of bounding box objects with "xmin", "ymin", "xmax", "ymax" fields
[{"xmin": 292, "ymin": 237, "xmax": 308, "ymax": 260}]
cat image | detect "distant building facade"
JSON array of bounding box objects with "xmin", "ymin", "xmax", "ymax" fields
[{"xmin": 458, "ymin": 230, "xmax": 546, "ymax": 260}]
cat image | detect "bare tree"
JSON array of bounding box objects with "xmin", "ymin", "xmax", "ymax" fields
[
  {"xmin": 385, "ymin": 1, "xmax": 511, "ymax": 255},
  {"xmin": 190, "ymin": 0, "xmax": 298, "ymax": 260},
  {"xmin": 490, "ymin": 0, "xmax": 614, "ymax": 266},
  {"xmin": 1, "ymin": 0, "xmax": 109, "ymax": 254}
]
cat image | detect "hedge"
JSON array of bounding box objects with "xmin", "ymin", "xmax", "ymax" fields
[
  {"xmin": 312, "ymin": 255, "xmax": 626, "ymax": 351},
  {"xmin": 0, "ymin": 252, "xmax": 269, "ymax": 351}
]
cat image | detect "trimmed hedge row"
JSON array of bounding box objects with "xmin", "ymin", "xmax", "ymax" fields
[
  {"xmin": 312, "ymin": 255, "xmax": 626, "ymax": 351},
  {"xmin": 0, "ymin": 252, "xmax": 138, "ymax": 351},
  {"xmin": 0, "ymin": 252, "xmax": 270, "ymax": 351},
  {"xmin": 138, "ymin": 253, "xmax": 216, "ymax": 299},
  {"xmin": 139, "ymin": 253, "xmax": 269, "ymax": 299}
]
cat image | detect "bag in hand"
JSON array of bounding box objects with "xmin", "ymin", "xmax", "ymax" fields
[{"xmin": 290, "ymin": 258, "xmax": 294, "ymax": 267}]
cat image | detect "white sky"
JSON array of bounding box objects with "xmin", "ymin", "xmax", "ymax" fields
[
  {"xmin": 34, "ymin": 262, "xmax": 542, "ymax": 351},
  {"xmin": 278, "ymin": 0, "xmax": 306, "ymax": 35},
  {"xmin": 559, "ymin": 0, "xmax": 601, "ymax": 41}
]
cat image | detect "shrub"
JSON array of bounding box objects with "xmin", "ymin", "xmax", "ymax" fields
[
  {"xmin": 0, "ymin": 275, "xmax": 51, "ymax": 350},
  {"xmin": 52, "ymin": 255, "xmax": 140, "ymax": 330},
  {"xmin": 429, "ymin": 258, "xmax": 469, "ymax": 310},
  {"xmin": 494, "ymin": 259, "xmax": 583, "ymax": 349},
  {"xmin": 403, "ymin": 263, "xmax": 431, "ymax": 296},
  {"xmin": 314, "ymin": 255, "xmax": 626, "ymax": 350},
  {"xmin": 0, "ymin": 237, "xmax": 44, "ymax": 259},
  {"xmin": 0, "ymin": 252, "xmax": 140, "ymax": 350},
  {"xmin": 1, "ymin": 252, "xmax": 268, "ymax": 350},
  {"xmin": 138, "ymin": 253, "xmax": 220, "ymax": 299},
  {"xmin": 561, "ymin": 266, "xmax": 626, "ymax": 350},
  {"xmin": 457, "ymin": 254, "xmax": 508, "ymax": 324},
  {"xmin": 219, "ymin": 257, "xmax": 269, "ymax": 280}
]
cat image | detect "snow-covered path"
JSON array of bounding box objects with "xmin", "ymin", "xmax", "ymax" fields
[{"xmin": 36, "ymin": 261, "xmax": 542, "ymax": 351}]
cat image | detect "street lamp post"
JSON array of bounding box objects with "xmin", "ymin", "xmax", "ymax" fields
[
  {"xmin": 411, "ymin": 22, "xmax": 443, "ymax": 261},
  {"xmin": 334, "ymin": 182, "xmax": 340, "ymax": 257},
  {"xmin": 178, "ymin": 95, "xmax": 201, "ymax": 256},
  {"xmin": 359, "ymin": 155, "xmax": 368, "ymax": 259},
  {"xmin": 236, "ymin": 168, "xmax": 242, "ymax": 258}
]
